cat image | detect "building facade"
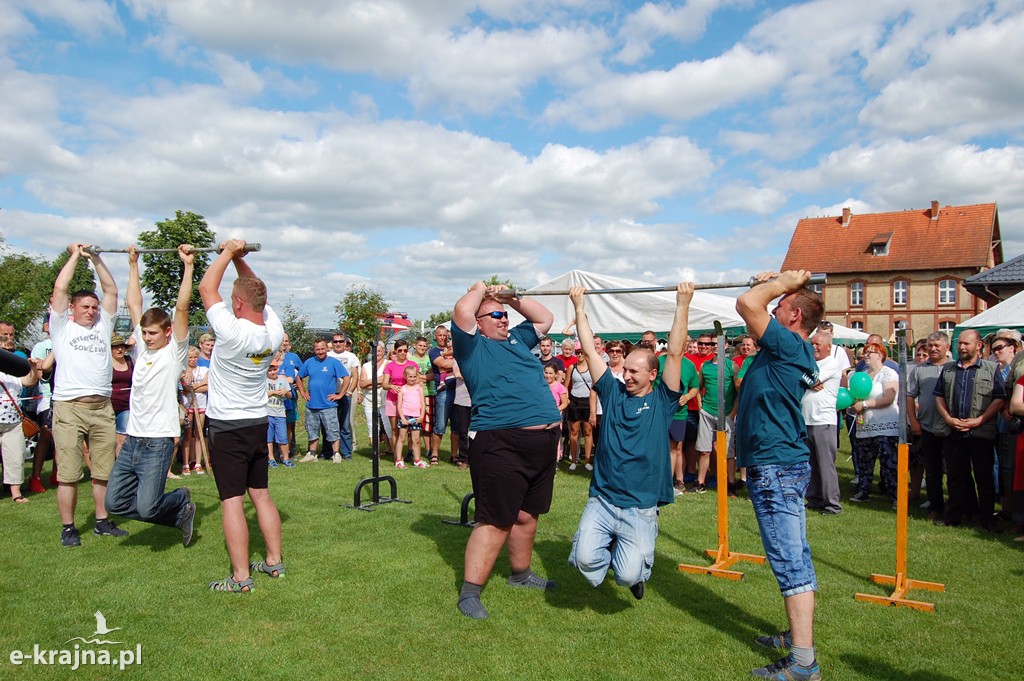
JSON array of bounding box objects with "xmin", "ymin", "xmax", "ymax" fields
[{"xmin": 781, "ymin": 201, "xmax": 1002, "ymax": 343}]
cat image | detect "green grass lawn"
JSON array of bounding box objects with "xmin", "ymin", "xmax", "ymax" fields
[{"xmin": 2, "ymin": 420, "xmax": 1023, "ymax": 680}]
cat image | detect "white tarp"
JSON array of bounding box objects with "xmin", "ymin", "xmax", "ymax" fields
[
  {"xmin": 955, "ymin": 289, "xmax": 1024, "ymax": 333},
  {"xmin": 507, "ymin": 270, "xmax": 746, "ymax": 336}
]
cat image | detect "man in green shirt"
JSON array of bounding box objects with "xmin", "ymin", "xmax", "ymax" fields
[
  {"xmin": 658, "ymin": 353, "xmax": 699, "ymax": 495},
  {"xmin": 695, "ymin": 347, "xmax": 738, "ymax": 493}
]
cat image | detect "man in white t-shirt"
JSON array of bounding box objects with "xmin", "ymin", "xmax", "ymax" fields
[
  {"xmin": 105, "ymin": 245, "xmax": 197, "ymax": 546},
  {"xmin": 802, "ymin": 331, "xmax": 844, "ymax": 515},
  {"xmin": 50, "ymin": 243, "xmax": 127, "ymax": 547},
  {"xmin": 200, "ymin": 240, "xmax": 285, "ymax": 593},
  {"xmin": 327, "ymin": 332, "xmax": 360, "ymax": 460}
]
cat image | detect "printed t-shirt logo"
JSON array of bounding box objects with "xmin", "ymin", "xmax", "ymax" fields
[{"xmin": 247, "ymin": 349, "xmax": 272, "ymax": 366}]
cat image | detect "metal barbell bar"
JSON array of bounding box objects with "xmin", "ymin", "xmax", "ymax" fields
[
  {"xmin": 515, "ymin": 272, "xmax": 827, "ymax": 297},
  {"xmin": 84, "ymin": 243, "xmax": 262, "ymax": 255}
]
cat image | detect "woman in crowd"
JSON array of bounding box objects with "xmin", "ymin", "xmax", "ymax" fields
[
  {"xmin": 1, "ymin": 356, "xmax": 40, "ymax": 502},
  {"xmin": 360, "ymin": 342, "xmax": 393, "ymax": 455},
  {"xmin": 564, "ymin": 342, "xmax": 594, "ymax": 472},
  {"xmin": 850, "ymin": 342, "xmax": 899, "ymax": 505},
  {"xmin": 110, "ymin": 334, "xmax": 133, "ymax": 456},
  {"xmin": 990, "ymin": 329, "xmax": 1020, "ymax": 521},
  {"xmin": 382, "ymin": 339, "xmax": 419, "ymax": 454},
  {"xmin": 449, "ymin": 358, "xmax": 471, "ymax": 469}
]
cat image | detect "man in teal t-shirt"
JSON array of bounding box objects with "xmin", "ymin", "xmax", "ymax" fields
[{"xmin": 568, "ymin": 282, "xmax": 693, "ymax": 601}]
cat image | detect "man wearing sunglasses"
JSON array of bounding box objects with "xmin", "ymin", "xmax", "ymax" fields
[{"xmin": 451, "ymin": 282, "xmax": 562, "ymax": 619}]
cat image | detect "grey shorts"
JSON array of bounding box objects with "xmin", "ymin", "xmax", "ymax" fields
[{"xmin": 306, "ymin": 407, "xmax": 340, "ymax": 442}]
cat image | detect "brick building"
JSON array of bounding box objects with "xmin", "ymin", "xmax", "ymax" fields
[{"xmin": 781, "ymin": 201, "xmax": 1002, "ymax": 343}]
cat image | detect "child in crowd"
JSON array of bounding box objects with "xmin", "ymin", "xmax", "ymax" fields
[
  {"xmin": 180, "ymin": 345, "xmax": 208, "ymax": 476},
  {"xmin": 545, "ymin": 364, "xmax": 569, "ymax": 460},
  {"xmin": 266, "ymin": 361, "xmax": 294, "ymax": 468},
  {"xmin": 396, "ymin": 365, "xmax": 427, "ymax": 469}
]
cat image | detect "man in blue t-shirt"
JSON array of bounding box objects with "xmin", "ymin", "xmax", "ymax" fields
[
  {"xmin": 451, "ymin": 281, "xmax": 562, "ymax": 620},
  {"xmin": 736, "ymin": 270, "xmax": 823, "ymax": 681},
  {"xmin": 295, "ymin": 339, "xmax": 348, "ymax": 463},
  {"xmin": 567, "ymin": 283, "xmax": 692, "ymax": 600}
]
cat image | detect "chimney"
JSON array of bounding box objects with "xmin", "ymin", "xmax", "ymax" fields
[
  {"xmin": 930, "ymin": 200, "xmax": 939, "ymax": 220},
  {"xmin": 841, "ymin": 207, "xmax": 851, "ymax": 227}
]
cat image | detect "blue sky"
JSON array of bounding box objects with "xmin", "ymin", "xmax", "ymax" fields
[{"xmin": 1, "ymin": 0, "xmax": 1022, "ymax": 326}]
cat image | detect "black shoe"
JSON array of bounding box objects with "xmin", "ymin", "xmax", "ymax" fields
[
  {"xmin": 850, "ymin": 491, "xmax": 870, "ymax": 503},
  {"xmin": 629, "ymin": 581, "xmax": 645, "ymax": 600},
  {"xmin": 934, "ymin": 518, "xmax": 961, "ymax": 527},
  {"xmin": 695, "ymin": 483, "xmax": 708, "ymax": 494},
  {"xmin": 94, "ymin": 518, "xmax": 128, "ymax": 537},
  {"xmin": 180, "ymin": 489, "xmax": 197, "ymax": 548},
  {"xmin": 61, "ymin": 526, "xmax": 81, "ymax": 547}
]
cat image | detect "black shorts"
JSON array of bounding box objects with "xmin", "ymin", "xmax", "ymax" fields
[
  {"xmin": 567, "ymin": 395, "xmax": 590, "ymax": 423},
  {"xmin": 683, "ymin": 409, "xmax": 700, "ymax": 443},
  {"xmin": 207, "ymin": 421, "xmax": 270, "ymax": 500},
  {"xmin": 470, "ymin": 427, "xmax": 558, "ymax": 526},
  {"xmin": 28, "ymin": 408, "xmax": 53, "ymax": 429},
  {"xmin": 669, "ymin": 419, "xmax": 687, "ymax": 444}
]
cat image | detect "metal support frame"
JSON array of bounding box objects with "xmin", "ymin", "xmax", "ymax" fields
[
  {"xmin": 84, "ymin": 244, "xmax": 262, "ymax": 255},
  {"xmin": 517, "ymin": 273, "xmax": 826, "ymax": 298},
  {"xmin": 442, "ymin": 492, "xmax": 477, "ymax": 528},
  {"xmin": 854, "ymin": 323, "xmax": 945, "ymax": 611}
]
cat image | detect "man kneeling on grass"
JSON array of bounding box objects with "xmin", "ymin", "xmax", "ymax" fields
[
  {"xmin": 105, "ymin": 245, "xmax": 197, "ymax": 547},
  {"xmin": 567, "ymin": 283, "xmax": 692, "ymax": 599}
]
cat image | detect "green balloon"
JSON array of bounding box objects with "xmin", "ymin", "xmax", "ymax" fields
[
  {"xmin": 836, "ymin": 387, "xmax": 854, "ymax": 410},
  {"xmin": 849, "ymin": 372, "xmax": 873, "ymax": 401}
]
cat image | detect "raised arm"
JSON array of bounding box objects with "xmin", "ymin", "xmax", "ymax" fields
[
  {"xmin": 568, "ymin": 287, "xmax": 606, "ymax": 385},
  {"xmin": 453, "ymin": 281, "xmax": 487, "ymax": 334},
  {"xmin": 88, "ymin": 250, "xmax": 118, "ymax": 316},
  {"xmin": 126, "ymin": 246, "xmax": 143, "ymax": 326},
  {"xmin": 51, "ymin": 243, "xmax": 86, "ymax": 314},
  {"xmin": 199, "ymin": 241, "xmax": 237, "ymax": 309},
  {"xmin": 173, "ymin": 245, "xmax": 195, "ymax": 342},
  {"xmin": 736, "ymin": 270, "xmax": 811, "ymax": 341},
  {"xmin": 660, "ymin": 283, "xmax": 693, "ymax": 393}
]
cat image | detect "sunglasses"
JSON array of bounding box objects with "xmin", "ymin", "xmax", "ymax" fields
[
  {"xmin": 332, "ymin": 339, "xmax": 344, "ymax": 343},
  {"xmin": 697, "ymin": 342, "xmax": 713, "ymax": 347},
  {"xmin": 991, "ymin": 344, "xmax": 1010, "ymax": 353},
  {"xmin": 608, "ymin": 349, "xmax": 623, "ymax": 354},
  {"xmin": 818, "ymin": 321, "xmax": 834, "ymax": 329},
  {"xmin": 476, "ymin": 311, "xmax": 508, "ymax": 320}
]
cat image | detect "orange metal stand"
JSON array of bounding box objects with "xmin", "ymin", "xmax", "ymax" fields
[
  {"xmin": 854, "ymin": 441, "xmax": 945, "ymax": 611},
  {"xmin": 678, "ymin": 430, "xmax": 765, "ymax": 580}
]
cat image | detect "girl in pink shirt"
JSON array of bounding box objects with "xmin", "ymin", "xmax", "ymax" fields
[{"xmin": 396, "ymin": 365, "xmax": 427, "ymax": 469}]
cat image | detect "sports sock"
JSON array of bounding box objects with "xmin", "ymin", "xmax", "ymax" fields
[
  {"xmin": 790, "ymin": 645, "xmax": 816, "ymax": 667},
  {"xmin": 457, "ymin": 581, "xmax": 488, "ymax": 619},
  {"xmin": 459, "ymin": 581, "xmax": 483, "ymax": 599},
  {"xmin": 507, "ymin": 568, "xmax": 556, "ymax": 590}
]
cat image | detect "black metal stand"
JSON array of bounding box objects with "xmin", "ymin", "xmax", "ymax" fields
[
  {"xmin": 442, "ymin": 492, "xmax": 477, "ymax": 528},
  {"xmin": 343, "ymin": 338, "xmax": 411, "ymax": 512}
]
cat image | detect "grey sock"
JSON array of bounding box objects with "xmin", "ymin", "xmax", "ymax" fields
[
  {"xmin": 790, "ymin": 645, "xmax": 816, "ymax": 668},
  {"xmin": 507, "ymin": 568, "xmax": 556, "ymax": 590},
  {"xmin": 457, "ymin": 581, "xmax": 488, "ymax": 619}
]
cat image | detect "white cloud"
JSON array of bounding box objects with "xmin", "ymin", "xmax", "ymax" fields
[
  {"xmin": 705, "ymin": 182, "xmax": 787, "ymax": 216},
  {"xmin": 544, "ymin": 45, "xmax": 788, "ymax": 130},
  {"xmin": 615, "ymin": 0, "xmax": 744, "ymax": 64},
  {"xmin": 859, "ymin": 12, "xmax": 1024, "ymax": 136}
]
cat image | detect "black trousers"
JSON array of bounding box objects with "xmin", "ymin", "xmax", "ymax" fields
[
  {"xmin": 942, "ymin": 435, "xmax": 995, "ymax": 524},
  {"xmin": 919, "ymin": 429, "xmax": 946, "ymax": 516}
]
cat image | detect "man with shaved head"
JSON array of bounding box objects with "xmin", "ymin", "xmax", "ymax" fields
[{"xmin": 932, "ymin": 329, "xmax": 1007, "ymax": 532}]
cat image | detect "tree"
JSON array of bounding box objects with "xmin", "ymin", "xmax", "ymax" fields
[
  {"xmin": 137, "ymin": 210, "xmax": 216, "ymax": 326},
  {"xmin": 409, "ymin": 310, "xmax": 452, "ymax": 336},
  {"xmin": 484, "ymin": 274, "xmax": 518, "ymax": 291},
  {"xmin": 0, "ymin": 252, "xmax": 51, "ymax": 336},
  {"xmin": 279, "ymin": 300, "xmax": 318, "ymax": 359},
  {"xmin": 335, "ymin": 284, "xmax": 390, "ymax": 358}
]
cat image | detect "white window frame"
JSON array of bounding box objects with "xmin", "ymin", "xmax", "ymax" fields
[
  {"xmin": 850, "ymin": 282, "xmax": 864, "ymax": 307},
  {"xmin": 938, "ymin": 279, "xmax": 957, "ymax": 305},
  {"xmin": 893, "ymin": 280, "xmax": 908, "ymax": 306}
]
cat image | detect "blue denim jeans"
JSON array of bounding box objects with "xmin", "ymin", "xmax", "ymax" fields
[
  {"xmin": 433, "ymin": 386, "xmax": 454, "ymax": 436},
  {"xmin": 336, "ymin": 396, "xmax": 353, "ymax": 458},
  {"xmin": 746, "ymin": 462, "xmax": 817, "ymax": 597},
  {"xmin": 568, "ymin": 495, "xmax": 658, "ymax": 587},
  {"xmin": 105, "ymin": 436, "xmax": 188, "ymax": 528}
]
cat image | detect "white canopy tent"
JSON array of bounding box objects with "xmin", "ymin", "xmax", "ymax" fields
[
  {"xmin": 953, "ymin": 289, "xmax": 1024, "ymax": 343},
  {"xmin": 507, "ymin": 270, "xmax": 748, "ymax": 339}
]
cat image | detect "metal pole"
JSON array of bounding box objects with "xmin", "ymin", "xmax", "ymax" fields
[
  {"xmin": 516, "ymin": 273, "xmax": 827, "ymax": 297},
  {"xmin": 84, "ymin": 244, "xmax": 262, "ymax": 255}
]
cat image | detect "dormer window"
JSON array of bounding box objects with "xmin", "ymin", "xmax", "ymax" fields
[{"xmin": 869, "ymin": 231, "xmax": 893, "ymax": 256}]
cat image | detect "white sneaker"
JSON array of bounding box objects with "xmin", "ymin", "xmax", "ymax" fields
[
  {"xmin": 584, "ymin": 463, "xmax": 593, "ymax": 471},
  {"xmin": 332, "ymin": 453, "xmax": 343, "ymax": 464},
  {"xmin": 568, "ymin": 463, "xmax": 577, "ymax": 471},
  {"xmin": 299, "ymin": 452, "xmax": 318, "ymax": 463}
]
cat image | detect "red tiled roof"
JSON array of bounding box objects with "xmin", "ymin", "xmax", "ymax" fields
[{"xmin": 781, "ymin": 203, "xmax": 999, "ymax": 274}]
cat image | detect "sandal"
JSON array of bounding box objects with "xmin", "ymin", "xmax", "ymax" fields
[
  {"xmin": 430, "ymin": 456, "xmax": 439, "ymax": 465},
  {"xmin": 395, "ymin": 461, "xmax": 407, "ymax": 469},
  {"xmin": 413, "ymin": 459, "xmax": 429, "ymax": 468},
  {"xmin": 12, "ymin": 496, "xmax": 28, "ymax": 503},
  {"xmin": 208, "ymin": 575, "xmax": 254, "ymax": 593},
  {"xmin": 250, "ymin": 560, "xmax": 286, "ymax": 578}
]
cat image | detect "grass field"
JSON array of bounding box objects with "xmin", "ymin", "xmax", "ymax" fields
[{"xmin": 2, "ymin": 420, "xmax": 1023, "ymax": 681}]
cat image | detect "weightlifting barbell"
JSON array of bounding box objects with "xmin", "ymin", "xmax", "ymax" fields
[
  {"xmin": 514, "ymin": 273, "xmax": 827, "ymax": 297},
  {"xmin": 83, "ymin": 243, "xmax": 262, "ymax": 255}
]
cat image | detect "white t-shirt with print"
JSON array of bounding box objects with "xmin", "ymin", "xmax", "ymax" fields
[
  {"xmin": 0, "ymin": 372, "xmax": 24, "ymax": 426},
  {"xmin": 50, "ymin": 307, "xmax": 114, "ymax": 401},
  {"xmin": 206, "ymin": 302, "xmax": 284, "ymax": 421},
  {"xmin": 126, "ymin": 322, "xmax": 189, "ymax": 438}
]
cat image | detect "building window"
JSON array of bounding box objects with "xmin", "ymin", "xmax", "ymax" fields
[
  {"xmin": 938, "ymin": 321, "xmax": 955, "ymax": 335},
  {"xmin": 893, "ymin": 320, "xmax": 907, "ymax": 334},
  {"xmin": 938, "ymin": 279, "xmax": 957, "ymax": 305},
  {"xmin": 850, "ymin": 321, "xmax": 864, "ymax": 332},
  {"xmin": 893, "ymin": 280, "xmax": 908, "ymax": 306},
  {"xmin": 808, "ymin": 283, "xmax": 823, "ymax": 295},
  {"xmin": 850, "ymin": 282, "xmax": 864, "ymax": 307}
]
